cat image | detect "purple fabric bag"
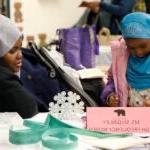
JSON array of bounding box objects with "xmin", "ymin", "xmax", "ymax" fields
[
  {"xmin": 58, "ymin": 27, "xmax": 84, "ymax": 70},
  {"xmin": 80, "ymin": 26, "xmax": 99, "ymax": 68},
  {"xmin": 58, "ymin": 26, "xmax": 99, "ymax": 70}
]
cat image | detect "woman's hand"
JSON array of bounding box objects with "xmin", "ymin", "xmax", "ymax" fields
[
  {"xmin": 79, "ymin": 1, "xmax": 100, "ymax": 13},
  {"xmin": 107, "ymin": 93, "xmax": 119, "ymax": 107}
]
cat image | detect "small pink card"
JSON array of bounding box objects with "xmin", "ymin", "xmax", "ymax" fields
[{"xmin": 86, "ymin": 107, "xmax": 150, "ymax": 133}]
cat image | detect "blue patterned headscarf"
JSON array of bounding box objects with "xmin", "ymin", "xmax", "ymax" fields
[
  {"xmin": 120, "ymin": 12, "xmax": 150, "ymax": 39},
  {"xmin": 120, "ymin": 12, "xmax": 150, "ymax": 90}
]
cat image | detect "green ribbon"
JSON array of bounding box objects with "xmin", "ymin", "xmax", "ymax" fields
[{"xmin": 9, "ymin": 114, "xmax": 129, "ymax": 150}]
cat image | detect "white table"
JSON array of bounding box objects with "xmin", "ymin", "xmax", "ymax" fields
[{"xmin": 0, "ymin": 113, "xmax": 150, "ymax": 150}]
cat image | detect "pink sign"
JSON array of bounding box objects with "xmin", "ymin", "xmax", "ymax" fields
[{"xmin": 86, "ymin": 107, "xmax": 150, "ymax": 133}]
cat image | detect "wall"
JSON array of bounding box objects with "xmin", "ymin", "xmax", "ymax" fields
[{"xmin": 10, "ymin": 0, "xmax": 86, "ymax": 46}]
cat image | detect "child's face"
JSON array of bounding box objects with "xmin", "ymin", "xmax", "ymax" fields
[
  {"xmin": 125, "ymin": 38, "xmax": 150, "ymax": 57},
  {"xmin": 2, "ymin": 39, "xmax": 22, "ymax": 73}
]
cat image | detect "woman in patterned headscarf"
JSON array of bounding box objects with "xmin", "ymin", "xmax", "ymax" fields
[
  {"xmin": 0, "ymin": 15, "xmax": 38, "ymax": 118},
  {"xmin": 101, "ymin": 12, "xmax": 150, "ymax": 107}
]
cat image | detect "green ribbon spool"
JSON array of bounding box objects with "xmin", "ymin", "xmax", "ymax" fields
[{"xmin": 9, "ymin": 114, "xmax": 129, "ymax": 149}]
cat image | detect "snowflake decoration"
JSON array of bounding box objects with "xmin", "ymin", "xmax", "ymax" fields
[{"xmin": 49, "ymin": 91, "xmax": 84, "ymax": 120}]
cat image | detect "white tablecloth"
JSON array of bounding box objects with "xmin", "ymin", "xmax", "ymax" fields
[
  {"xmin": 0, "ymin": 113, "xmax": 97, "ymax": 150},
  {"xmin": 1, "ymin": 113, "xmax": 150, "ymax": 150}
]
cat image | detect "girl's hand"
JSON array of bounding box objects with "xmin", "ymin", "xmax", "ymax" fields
[
  {"xmin": 144, "ymin": 100, "xmax": 150, "ymax": 107},
  {"xmin": 107, "ymin": 93, "xmax": 119, "ymax": 107}
]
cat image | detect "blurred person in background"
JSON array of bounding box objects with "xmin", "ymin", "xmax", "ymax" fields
[{"xmin": 79, "ymin": 0, "xmax": 136, "ymax": 34}]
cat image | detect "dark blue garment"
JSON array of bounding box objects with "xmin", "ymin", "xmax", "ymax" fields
[
  {"xmin": 145, "ymin": 0, "xmax": 150, "ymax": 14},
  {"xmin": 21, "ymin": 48, "xmax": 68, "ymax": 112},
  {"xmin": 100, "ymin": 0, "xmax": 136, "ymax": 34}
]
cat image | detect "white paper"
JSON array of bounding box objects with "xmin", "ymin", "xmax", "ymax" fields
[
  {"xmin": 79, "ymin": 135, "xmax": 150, "ymax": 150},
  {"xmin": 78, "ymin": 68, "xmax": 105, "ymax": 79}
]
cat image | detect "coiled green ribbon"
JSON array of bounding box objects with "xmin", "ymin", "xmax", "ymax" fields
[{"xmin": 9, "ymin": 114, "xmax": 129, "ymax": 149}]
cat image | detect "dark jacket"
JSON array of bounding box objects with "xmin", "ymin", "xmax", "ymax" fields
[
  {"xmin": 0, "ymin": 64, "xmax": 38, "ymax": 119},
  {"xmin": 20, "ymin": 48, "xmax": 68, "ymax": 112},
  {"xmin": 100, "ymin": 0, "xmax": 136, "ymax": 34},
  {"xmin": 145, "ymin": 0, "xmax": 150, "ymax": 13}
]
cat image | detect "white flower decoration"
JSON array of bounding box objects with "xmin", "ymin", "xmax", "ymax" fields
[{"xmin": 48, "ymin": 91, "xmax": 84, "ymax": 120}]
